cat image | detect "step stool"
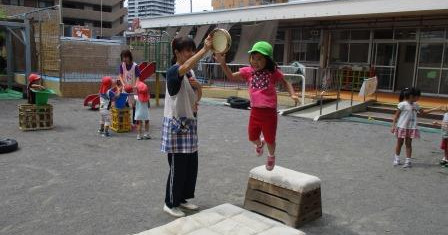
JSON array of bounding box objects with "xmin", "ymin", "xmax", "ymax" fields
[
  {"xmin": 110, "ymin": 107, "xmax": 131, "ymax": 133},
  {"xmin": 18, "ymin": 104, "xmax": 53, "ymax": 131},
  {"xmin": 244, "ymin": 166, "xmax": 322, "ymax": 228}
]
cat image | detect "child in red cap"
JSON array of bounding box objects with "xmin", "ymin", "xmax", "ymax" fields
[
  {"xmin": 135, "ymin": 79, "xmax": 151, "ymax": 140},
  {"xmin": 27, "ymin": 73, "xmax": 45, "ymax": 104},
  {"xmin": 98, "ymin": 76, "xmax": 118, "ymax": 137}
]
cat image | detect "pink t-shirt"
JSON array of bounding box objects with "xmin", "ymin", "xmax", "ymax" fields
[{"xmin": 239, "ymin": 66, "xmax": 283, "ymax": 108}]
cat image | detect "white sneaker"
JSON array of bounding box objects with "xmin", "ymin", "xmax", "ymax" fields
[
  {"xmin": 403, "ymin": 161, "xmax": 412, "ymax": 168},
  {"xmin": 137, "ymin": 135, "xmax": 143, "ymax": 140},
  {"xmin": 163, "ymin": 204, "xmax": 185, "ymax": 217},
  {"xmin": 393, "ymin": 156, "xmax": 401, "ymax": 166},
  {"xmin": 180, "ymin": 202, "xmax": 199, "ymax": 211}
]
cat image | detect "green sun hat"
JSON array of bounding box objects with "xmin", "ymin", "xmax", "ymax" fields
[{"xmin": 248, "ymin": 41, "xmax": 273, "ymax": 59}]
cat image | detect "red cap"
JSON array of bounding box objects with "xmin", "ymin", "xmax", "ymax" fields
[
  {"xmin": 99, "ymin": 76, "xmax": 112, "ymax": 93},
  {"xmin": 124, "ymin": 84, "xmax": 133, "ymax": 93},
  {"xmin": 28, "ymin": 73, "xmax": 41, "ymax": 84},
  {"xmin": 136, "ymin": 81, "xmax": 149, "ymax": 102}
]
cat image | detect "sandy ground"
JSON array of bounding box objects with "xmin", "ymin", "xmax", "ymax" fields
[{"xmin": 0, "ymin": 98, "xmax": 447, "ymax": 235}]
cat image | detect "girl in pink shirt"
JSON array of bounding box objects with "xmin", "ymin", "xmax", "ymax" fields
[{"xmin": 216, "ymin": 41, "xmax": 298, "ymax": 170}]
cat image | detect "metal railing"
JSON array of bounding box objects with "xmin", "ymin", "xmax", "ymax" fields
[{"xmin": 317, "ymin": 68, "xmax": 373, "ymax": 116}]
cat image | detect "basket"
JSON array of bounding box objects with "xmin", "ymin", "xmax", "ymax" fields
[
  {"xmin": 110, "ymin": 107, "xmax": 131, "ymax": 133},
  {"xmin": 32, "ymin": 89, "xmax": 56, "ymax": 106},
  {"xmin": 18, "ymin": 104, "xmax": 53, "ymax": 131}
]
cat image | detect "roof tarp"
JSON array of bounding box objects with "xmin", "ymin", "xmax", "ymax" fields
[{"xmin": 232, "ymin": 21, "xmax": 278, "ymax": 64}]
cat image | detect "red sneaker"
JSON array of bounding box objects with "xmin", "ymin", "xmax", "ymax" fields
[{"xmin": 266, "ymin": 155, "xmax": 275, "ymax": 171}]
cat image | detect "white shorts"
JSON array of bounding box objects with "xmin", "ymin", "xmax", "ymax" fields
[{"xmin": 99, "ymin": 109, "xmax": 110, "ymax": 126}]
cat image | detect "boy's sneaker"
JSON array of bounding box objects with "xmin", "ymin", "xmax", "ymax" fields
[
  {"xmin": 143, "ymin": 134, "xmax": 152, "ymax": 140},
  {"xmin": 440, "ymin": 159, "xmax": 448, "ymax": 166},
  {"xmin": 266, "ymin": 155, "xmax": 275, "ymax": 171},
  {"xmin": 163, "ymin": 205, "xmax": 185, "ymax": 217},
  {"xmin": 98, "ymin": 129, "xmax": 104, "ymax": 134},
  {"xmin": 102, "ymin": 131, "xmax": 111, "ymax": 137},
  {"xmin": 255, "ymin": 139, "xmax": 265, "ymax": 157},
  {"xmin": 137, "ymin": 135, "xmax": 143, "ymax": 140},
  {"xmin": 180, "ymin": 202, "xmax": 199, "ymax": 211}
]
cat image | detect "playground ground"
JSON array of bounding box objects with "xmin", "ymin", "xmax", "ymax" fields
[{"xmin": 0, "ymin": 98, "xmax": 447, "ymax": 235}]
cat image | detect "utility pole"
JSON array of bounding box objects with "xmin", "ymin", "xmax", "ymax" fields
[
  {"xmin": 100, "ymin": 0, "xmax": 103, "ymax": 38},
  {"xmin": 190, "ymin": 0, "xmax": 192, "ymax": 13}
]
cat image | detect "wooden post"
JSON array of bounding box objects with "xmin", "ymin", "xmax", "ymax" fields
[{"xmin": 156, "ymin": 72, "xmax": 160, "ymax": 107}]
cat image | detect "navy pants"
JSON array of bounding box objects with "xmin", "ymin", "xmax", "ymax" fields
[{"xmin": 165, "ymin": 152, "xmax": 198, "ymax": 208}]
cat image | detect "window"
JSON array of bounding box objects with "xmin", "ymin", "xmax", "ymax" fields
[
  {"xmin": 331, "ymin": 43, "xmax": 349, "ymax": 63},
  {"xmin": 331, "ymin": 30, "xmax": 370, "ymax": 64},
  {"xmin": 38, "ymin": 0, "xmax": 54, "ymax": 8},
  {"xmin": 349, "ymin": 43, "xmax": 369, "ymax": 63},
  {"xmin": 374, "ymin": 29, "xmax": 393, "ymax": 39},
  {"xmin": 420, "ymin": 30, "xmax": 445, "ymax": 40},
  {"xmin": 395, "ymin": 29, "xmax": 416, "ymax": 40},
  {"xmin": 290, "ymin": 28, "xmax": 321, "ymax": 63},
  {"xmin": 419, "ymin": 43, "xmax": 443, "ymax": 68}
]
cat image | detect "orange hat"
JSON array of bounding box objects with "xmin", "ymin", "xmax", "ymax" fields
[
  {"xmin": 136, "ymin": 81, "xmax": 149, "ymax": 102},
  {"xmin": 124, "ymin": 84, "xmax": 133, "ymax": 93},
  {"xmin": 99, "ymin": 76, "xmax": 112, "ymax": 93},
  {"xmin": 28, "ymin": 73, "xmax": 41, "ymax": 84}
]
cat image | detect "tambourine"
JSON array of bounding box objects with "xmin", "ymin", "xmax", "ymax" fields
[{"xmin": 210, "ymin": 28, "xmax": 232, "ymax": 54}]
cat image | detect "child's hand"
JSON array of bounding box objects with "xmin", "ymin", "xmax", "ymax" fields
[
  {"xmin": 390, "ymin": 127, "xmax": 396, "ymax": 134},
  {"xmin": 214, "ymin": 53, "xmax": 226, "ymax": 64},
  {"xmin": 291, "ymin": 95, "xmax": 299, "ymax": 106},
  {"xmin": 204, "ymin": 35, "xmax": 213, "ymax": 51},
  {"xmin": 188, "ymin": 77, "xmax": 201, "ymax": 89}
]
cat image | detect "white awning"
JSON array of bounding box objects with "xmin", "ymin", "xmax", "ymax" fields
[{"xmin": 140, "ymin": 0, "xmax": 448, "ymax": 29}]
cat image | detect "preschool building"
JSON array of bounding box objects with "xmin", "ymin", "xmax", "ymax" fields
[{"xmin": 140, "ymin": 0, "xmax": 448, "ymax": 97}]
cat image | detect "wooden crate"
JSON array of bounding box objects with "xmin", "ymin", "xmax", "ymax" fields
[
  {"xmin": 18, "ymin": 104, "xmax": 53, "ymax": 131},
  {"xmin": 110, "ymin": 107, "xmax": 131, "ymax": 133},
  {"xmin": 243, "ymin": 168, "xmax": 322, "ymax": 228}
]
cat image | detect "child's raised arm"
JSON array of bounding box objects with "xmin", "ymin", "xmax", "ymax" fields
[
  {"xmin": 178, "ymin": 36, "xmax": 213, "ymax": 76},
  {"xmin": 214, "ymin": 53, "xmax": 244, "ymax": 81}
]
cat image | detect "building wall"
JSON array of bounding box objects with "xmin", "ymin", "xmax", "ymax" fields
[
  {"xmin": 212, "ymin": 0, "xmax": 287, "ymax": 10},
  {"xmin": 1, "ymin": 1, "xmax": 126, "ymax": 38},
  {"xmin": 61, "ymin": 0, "xmax": 127, "ymax": 38},
  {"xmin": 127, "ymin": 0, "xmax": 174, "ymax": 23}
]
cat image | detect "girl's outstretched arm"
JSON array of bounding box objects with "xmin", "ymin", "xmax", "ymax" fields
[
  {"xmin": 419, "ymin": 106, "xmax": 442, "ymax": 115},
  {"xmin": 214, "ymin": 53, "xmax": 244, "ymax": 81},
  {"xmin": 178, "ymin": 36, "xmax": 213, "ymax": 76},
  {"xmin": 391, "ymin": 109, "xmax": 401, "ymax": 133},
  {"xmin": 280, "ymin": 77, "xmax": 299, "ymax": 105}
]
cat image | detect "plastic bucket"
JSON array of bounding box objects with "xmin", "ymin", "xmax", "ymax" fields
[
  {"xmin": 115, "ymin": 93, "xmax": 129, "ymax": 109},
  {"xmin": 33, "ymin": 89, "xmax": 56, "ymax": 106}
]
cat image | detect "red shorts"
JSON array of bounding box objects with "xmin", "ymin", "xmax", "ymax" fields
[{"xmin": 248, "ymin": 107, "xmax": 277, "ymax": 145}]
